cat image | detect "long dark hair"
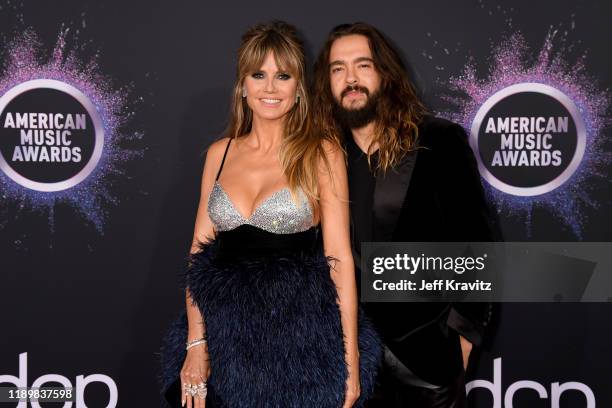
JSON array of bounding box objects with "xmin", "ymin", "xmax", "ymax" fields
[{"xmin": 313, "ymin": 22, "xmax": 427, "ymax": 171}]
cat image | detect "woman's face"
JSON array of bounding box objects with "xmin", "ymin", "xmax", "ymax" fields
[{"xmin": 243, "ymin": 51, "xmax": 298, "ymax": 122}]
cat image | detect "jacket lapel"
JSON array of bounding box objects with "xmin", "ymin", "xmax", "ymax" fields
[{"xmin": 372, "ymin": 150, "xmax": 418, "ymax": 241}]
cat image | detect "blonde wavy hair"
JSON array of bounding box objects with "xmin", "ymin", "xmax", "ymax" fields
[{"xmin": 225, "ymin": 21, "xmax": 330, "ymax": 212}]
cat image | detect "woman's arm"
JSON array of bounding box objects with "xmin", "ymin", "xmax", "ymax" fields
[
  {"xmin": 318, "ymin": 140, "xmax": 360, "ymax": 408},
  {"xmin": 186, "ymin": 139, "xmax": 224, "ymax": 341},
  {"xmin": 182, "ymin": 138, "xmax": 227, "ymax": 408}
]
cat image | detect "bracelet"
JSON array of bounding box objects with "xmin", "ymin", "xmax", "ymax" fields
[{"xmin": 186, "ymin": 338, "xmax": 207, "ymax": 350}]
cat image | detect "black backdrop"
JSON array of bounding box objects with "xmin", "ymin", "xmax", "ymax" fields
[{"xmin": 0, "ymin": 1, "xmax": 610, "ymax": 407}]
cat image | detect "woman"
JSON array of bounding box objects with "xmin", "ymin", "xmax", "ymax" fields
[{"xmin": 159, "ymin": 21, "xmax": 381, "ymax": 408}]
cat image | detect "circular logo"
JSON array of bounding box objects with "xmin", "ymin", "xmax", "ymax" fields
[
  {"xmin": 0, "ymin": 79, "xmax": 104, "ymax": 192},
  {"xmin": 470, "ymin": 83, "xmax": 586, "ymax": 196}
]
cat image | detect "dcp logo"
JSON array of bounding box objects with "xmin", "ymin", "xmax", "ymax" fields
[
  {"xmin": 467, "ymin": 357, "xmax": 595, "ymax": 408},
  {"xmin": 0, "ymin": 352, "xmax": 118, "ymax": 408}
]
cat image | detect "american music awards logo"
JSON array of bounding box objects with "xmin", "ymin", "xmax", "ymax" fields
[
  {"xmin": 470, "ymin": 83, "xmax": 586, "ymax": 197},
  {"xmin": 441, "ymin": 29, "xmax": 610, "ymax": 237},
  {"xmin": 0, "ymin": 79, "xmax": 104, "ymax": 192},
  {"xmin": 0, "ymin": 28, "xmax": 143, "ymax": 233}
]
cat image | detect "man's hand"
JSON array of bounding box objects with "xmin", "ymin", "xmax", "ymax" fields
[{"xmin": 459, "ymin": 335, "xmax": 473, "ymax": 370}]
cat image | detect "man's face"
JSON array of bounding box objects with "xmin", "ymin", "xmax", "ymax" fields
[{"xmin": 329, "ymin": 34, "xmax": 381, "ymax": 111}]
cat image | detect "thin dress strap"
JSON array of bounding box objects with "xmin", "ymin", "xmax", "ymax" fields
[{"xmin": 215, "ymin": 138, "xmax": 232, "ymax": 181}]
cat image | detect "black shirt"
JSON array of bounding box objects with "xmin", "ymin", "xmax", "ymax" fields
[{"xmin": 346, "ymin": 135, "xmax": 377, "ymax": 283}]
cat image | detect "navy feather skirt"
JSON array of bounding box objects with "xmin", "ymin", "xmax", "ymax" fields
[{"xmin": 159, "ymin": 225, "xmax": 382, "ymax": 407}]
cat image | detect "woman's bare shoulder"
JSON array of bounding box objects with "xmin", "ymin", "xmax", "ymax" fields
[
  {"xmin": 204, "ymin": 137, "xmax": 232, "ymax": 168},
  {"xmin": 199, "ymin": 137, "xmax": 231, "ymax": 179},
  {"xmin": 207, "ymin": 137, "xmax": 231, "ymax": 157}
]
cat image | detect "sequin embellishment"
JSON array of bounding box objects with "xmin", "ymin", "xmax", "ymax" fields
[{"xmin": 208, "ymin": 181, "xmax": 313, "ymax": 234}]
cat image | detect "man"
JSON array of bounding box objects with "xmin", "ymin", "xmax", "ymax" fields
[{"xmin": 313, "ymin": 23, "xmax": 495, "ymax": 407}]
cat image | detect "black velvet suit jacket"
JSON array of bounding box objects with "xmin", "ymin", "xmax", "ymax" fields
[{"xmin": 349, "ymin": 115, "xmax": 496, "ymax": 386}]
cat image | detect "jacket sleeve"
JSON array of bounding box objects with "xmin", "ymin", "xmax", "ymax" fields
[{"xmin": 434, "ymin": 121, "xmax": 496, "ymax": 346}]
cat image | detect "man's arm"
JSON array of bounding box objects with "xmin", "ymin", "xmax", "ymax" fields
[{"xmin": 434, "ymin": 121, "xmax": 497, "ymax": 364}]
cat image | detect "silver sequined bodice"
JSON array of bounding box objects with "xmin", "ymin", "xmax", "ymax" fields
[{"xmin": 208, "ymin": 181, "xmax": 313, "ymax": 234}]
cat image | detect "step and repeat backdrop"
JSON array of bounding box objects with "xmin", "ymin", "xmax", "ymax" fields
[{"xmin": 0, "ymin": 1, "xmax": 610, "ymax": 407}]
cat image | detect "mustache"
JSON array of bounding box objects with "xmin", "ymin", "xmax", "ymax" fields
[{"xmin": 341, "ymin": 85, "xmax": 370, "ymax": 98}]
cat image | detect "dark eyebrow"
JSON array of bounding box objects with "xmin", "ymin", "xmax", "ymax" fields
[
  {"xmin": 329, "ymin": 57, "xmax": 375, "ymax": 67},
  {"xmin": 355, "ymin": 57, "xmax": 375, "ymax": 64},
  {"xmin": 252, "ymin": 67, "xmax": 291, "ymax": 74}
]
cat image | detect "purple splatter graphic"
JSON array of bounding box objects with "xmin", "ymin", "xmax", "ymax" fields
[
  {"xmin": 440, "ymin": 29, "xmax": 611, "ymax": 238},
  {"xmin": 0, "ymin": 27, "xmax": 143, "ymax": 233}
]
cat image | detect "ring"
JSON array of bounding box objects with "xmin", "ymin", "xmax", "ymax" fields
[
  {"xmin": 183, "ymin": 383, "xmax": 198, "ymax": 397},
  {"xmin": 193, "ymin": 382, "xmax": 206, "ymax": 399}
]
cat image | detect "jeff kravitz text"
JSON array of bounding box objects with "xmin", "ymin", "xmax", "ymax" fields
[{"xmin": 369, "ymin": 253, "xmax": 493, "ymax": 294}]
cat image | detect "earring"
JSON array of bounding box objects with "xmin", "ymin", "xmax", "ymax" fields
[
  {"xmin": 242, "ymin": 88, "xmax": 247, "ymax": 98},
  {"xmin": 295, "ymin": 94, "xmax": 300, "ymax": 104}
]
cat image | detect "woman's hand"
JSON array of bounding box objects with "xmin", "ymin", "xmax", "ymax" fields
[
  {"xmin": 180, "ymin": 343, "xmax": 211, "ymax": 408},
  {"xmin": 342, "ymin": 354, "xmax": 361, "ymax": 408}
]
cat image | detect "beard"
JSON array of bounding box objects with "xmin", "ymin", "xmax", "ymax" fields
[{"xmin": 332, "ymin": 85, "xmax": 380, "ymax": 130}]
